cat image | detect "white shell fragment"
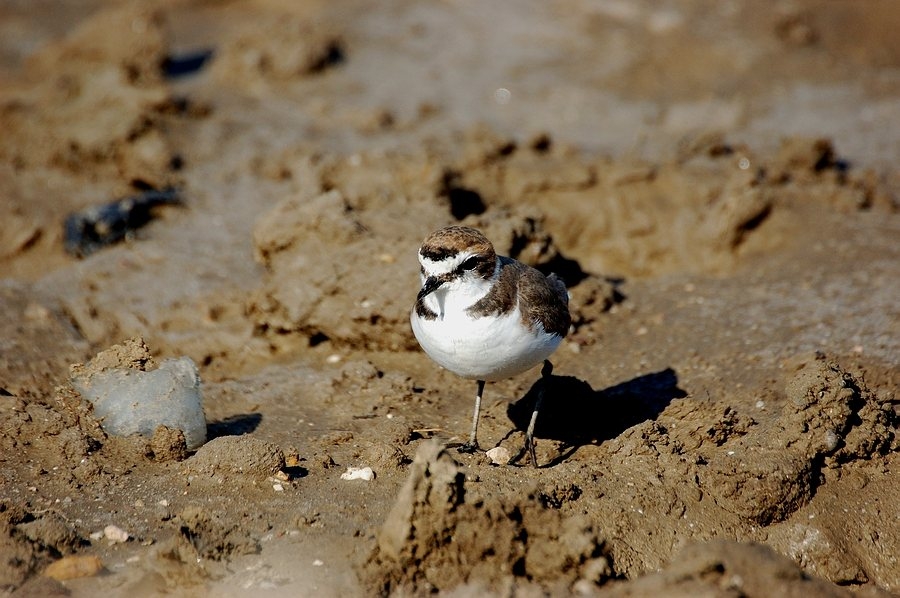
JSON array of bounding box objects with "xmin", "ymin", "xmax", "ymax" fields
[
  {"xmin": 486, "ymin": 446, "xmax": 511, "ymax": 465},
  {"xmin": 340, "ymin": 466, "xmax": 375, "ymax": 481}
]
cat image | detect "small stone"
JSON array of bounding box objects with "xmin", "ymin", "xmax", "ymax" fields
[
  {"xmin": 284, "ymin": 449, "xmax": 301, "ymax": 467},
  {"xmin": 185, "ymin": 435, "xmax": 286, "ymax": 479},
  {"xmin": 486, "ymin": 446, "xmax": 511, "ymax": 465},
  {"xmin": 340, "ymin": 466, "xmax": 375, "ymax": 481},
  {"xmin": 104, "ymin": 524, "xmax": 130, "ymax": 544}
]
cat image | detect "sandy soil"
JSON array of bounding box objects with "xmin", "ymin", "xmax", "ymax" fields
[{"xmin": 1, "ymin": 1, "xmax": 898, "ymax": 596}]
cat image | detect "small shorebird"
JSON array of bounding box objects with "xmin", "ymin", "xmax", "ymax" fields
[{"xmin": 410, "ymin": 226, "xmax": 570, "ymax": 466}]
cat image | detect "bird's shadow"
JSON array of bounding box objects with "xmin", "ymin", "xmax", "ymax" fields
[
  {"xmin": 207, "ymin": 413, "xmax": 263, "ymax": 439},
  {"xmin": 507, "ymin": 368, "xmax": 686, "ymax": 466}
]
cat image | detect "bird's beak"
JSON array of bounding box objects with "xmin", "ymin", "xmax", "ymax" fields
[{"xmin": 417, "ymin": 275, "xmax": 445, "ymax": 302}]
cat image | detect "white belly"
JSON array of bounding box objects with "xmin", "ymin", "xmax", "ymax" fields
[{"xmin": 410, "ymin": 305, "xmax": 562, "ymax": 381}]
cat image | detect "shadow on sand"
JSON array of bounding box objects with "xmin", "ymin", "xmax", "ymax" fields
[
  {"xmin": 206, "ymin": 412, "xmax": 263, "ymax": 439},
  {"xmin": 507, "ymin": 368, "xmax": 686, "ymax": 466}
]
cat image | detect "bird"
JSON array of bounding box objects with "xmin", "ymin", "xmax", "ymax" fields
[{"xmin": 410, "ymin": 225, "xmax": 570, "ymax": 466}]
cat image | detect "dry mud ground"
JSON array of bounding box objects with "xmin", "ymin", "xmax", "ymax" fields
[{"xmin": 1, "ymin": 1, "xmax": 899, "ymax": 596}]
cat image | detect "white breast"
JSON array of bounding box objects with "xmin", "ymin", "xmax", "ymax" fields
[{"xmin": 410, "ymin": 302, "xmax": 562, "ymax": 381}]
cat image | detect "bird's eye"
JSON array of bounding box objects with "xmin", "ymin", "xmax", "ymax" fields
[{"xmin": 459, "ymin": 256, "xmax": 480, "ymax": 271}]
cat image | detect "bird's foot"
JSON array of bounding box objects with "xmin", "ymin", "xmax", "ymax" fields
[
  {"xmin": 457, "ymin": 441, "xmax": 480, "ymax": 454},
  {"xmin": 525, "ymin": 434, "xmax": 538, "ymax": 468}
]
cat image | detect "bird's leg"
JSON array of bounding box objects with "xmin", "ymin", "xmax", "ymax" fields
[
  {"xmin": 525, "ymin": 360, "xmax": 554, "ymax": 467},
  {"xmin": 459, "ymin": 379, "xmax": 485, "ymax": 454}
]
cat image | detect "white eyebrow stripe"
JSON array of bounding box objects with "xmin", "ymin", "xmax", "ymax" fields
[{"xmin": 419, "ymin": 251, "xmax": 475, "ymax": 276}]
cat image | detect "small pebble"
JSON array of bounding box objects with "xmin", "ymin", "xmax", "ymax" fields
[
  {"xmin": 104, "ymin": 524, "xmax": 130, "ymax": 544},
  {"xmin": 486, "ymin": 446, "xmax": 511, "ymax": 465},
  {"xmin": 340, "ymin": 466, "xmax": 375, "ymax": 481},
  {"xmin": 273, "ymin": 483, "xmax": 284, "ymax": 492}
]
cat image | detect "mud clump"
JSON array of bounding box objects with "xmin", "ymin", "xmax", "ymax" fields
[
  {"xmin": 699, "ymin": 357, "xmax": 896, "ymax": 525},
  {"xmin": 148, "ymin": 425, "xmax": 188, "ymax": 462},
  {"xmin": 598, "ymin": 541, "xmax": 861, "ymax": 598},
  {"xmin": 703, "ymin": 446, "xmax": 815, "ymax": 525},
  {"xmin": 579, "ymin": 356, "xmax": 896, "ymax": 585},
  {"xmin": 184, "ymin": 435, "xmax": 286, "ymax": 480},
  {"xmin": 174, "ymin": 506, "xmax": 260, "ymax": 561},
  {"xmin": 364, "ymin": 441, "xmax": 612, "ymax": 595},
  {"xmin": 69, "ymin": 336, "xmax": 157, "ymax": 377},
  {"xmin": 16, "ymin": 513, "xmax": 81, "ymax": 557},
  {"xmin": 781, "ymin": 357, "xmax": 896, "ymax": 464},
  {"xmin": 210, "ymin": 10, "xmax": 344, "ymax": 86},
  {"xmin": 0, "ymin": 521, "xmax": 38, "ymax": 591},
  {"xmin": 0, "ymin": 504, "xmax": 84, "ymax": 591}
]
